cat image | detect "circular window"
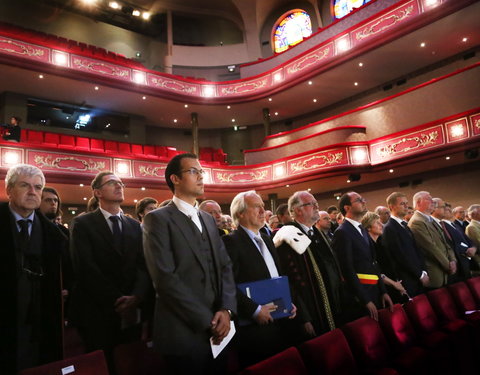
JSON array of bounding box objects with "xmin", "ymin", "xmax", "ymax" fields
[{"xmin": 272, "ymin": 9, "xmax": 312, "ymax": 54}]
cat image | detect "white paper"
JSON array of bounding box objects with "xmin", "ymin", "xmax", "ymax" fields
[
  {"xmin": 61, "ymin": 365, "xmax": 75, "ymax": 375},
  {"xmin": 465, "ymin": 310, "xmax": 479, "ymax": 315},
  {"xmin": 210, "ymin": 321, "xmax": 236, "ymax": 359}
]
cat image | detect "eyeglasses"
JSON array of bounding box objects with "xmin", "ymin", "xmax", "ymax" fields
[
  {"xmin": 97, "ymin": 179, "xmax": 125, "ymax": 189},
  {"xmin": 351, "ymin": 197, "xmax": 366, "ymax": 204},
  {"xmin": 300, "ymin": 202, "xmax": 319, "ymax": 209},
  {"xmin": 181, "ymin": 168, "xmax": 205, "ymax": 177}
]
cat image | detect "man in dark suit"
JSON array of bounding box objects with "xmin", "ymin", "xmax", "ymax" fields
[
  {"xmin": 69, "ymin": 171, "xmax": 150, "ymax": 373},
  {"xmin": 381, "ymin": 192, "xmax": 429, "ymax": 297},
  {"xmin": 332, "ymin": 191, "xmax": 393, "ymax": 322},
  {"xmin": 452, "ymin": 206, "xmax": 469, "ymax": 233},
  {"xmin": 1, "ymin": 164, "xmax": 65, "ymax": 374},
  {"xmin": 143, "ymin": 153, "xmax": 236, "ymax": 375},
  {"xmin": 222, "ymin": 190, "xmax": 298, "ymax": 368},
  {"xmin": 276, "ymin": 191, "xmax": 343, "ymax": 335}
]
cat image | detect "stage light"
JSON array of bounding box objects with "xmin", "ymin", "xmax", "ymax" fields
[
  {"xmin": 132, "ymin": 9, "xmax": 141, "ymax": 17},
  {"xmin": 142, "ymin": 12, "xmax": 151, "ymax": 20},
  {"xmin": 109, "ymin": 1, "xmax": 120, "ymax": 9}
]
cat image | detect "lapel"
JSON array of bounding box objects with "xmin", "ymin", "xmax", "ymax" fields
[
  {"xmin": 91, "ymin": 209, "xmax": 124, "ymax": 257},
  {"xmin": 168, "ymin": 203, "xmax": 209, "ymax": 276},
  {"xmin": 343, "ymin": 219, "xmax": 367, "ymax": 244},
  {"xmin": 237, "ymin": 226, "xmax": 277, "ymax": 272}
]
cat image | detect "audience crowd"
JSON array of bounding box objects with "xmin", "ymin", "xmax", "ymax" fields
[{"xmin": 2, "ymin": 157, "xmax": 479, "ymax": 375}]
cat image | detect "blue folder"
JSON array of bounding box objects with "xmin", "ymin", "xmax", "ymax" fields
[{"xmin": 237, "ymin": 276, "xmax": 292, "ymax": 324}]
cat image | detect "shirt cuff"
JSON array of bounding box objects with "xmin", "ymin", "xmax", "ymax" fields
[
  {"xmin": 252, "ymin": 305, "xmax": 261, "ymax": 318},
  {"xmin": 420, "ymin": 271, "xmax": 428, "ymax": 280}
]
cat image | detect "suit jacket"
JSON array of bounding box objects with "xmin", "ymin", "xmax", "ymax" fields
[
  {"xmin": 466, "ymin": 220, "xmax": 480, "ymax": 247},
  {"xmin": 443, "ymin": 221, "xmax": 472, "ymax": 279},
  {"xmin": 453, "ymin": 219, "xmax": 469, "ymax": 234},
  {"xmin": 0, "ymin": 203, "xmax": 64, "ymax": 374},
  {"xmin": 222, "ymin": 227, "xmax": 283, "ymax": 319},
  {"xmin": 143, "ymin": 202, "xmax": 236, "ymax": 355},
  {"xmin": 69, "ymin": 209, "xmax": 150, "ymax": 328},
  {"xmin": 332, "ymin": 220, "xmax": 386, "ymax": 308},
  {"xmin": 381, "ymin": 218, "xmax": 426, "ymax": 296},
  {"xmin": 408, "ymin": 212, "xmax": 455, "ymax": 288}
]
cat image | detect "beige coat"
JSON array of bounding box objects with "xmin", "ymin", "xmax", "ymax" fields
[{"xmin": 408, "ymin": 211, "xmax": 455, "ymax": 288}]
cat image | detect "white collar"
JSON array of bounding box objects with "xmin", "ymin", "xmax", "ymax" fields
[
  {"xmin": 390, "ymin": 215, "xmax": 404, "ymax": 225},
  {"xmin": 172, "ymin": 195, "xmax": 198, "ymax": 218},
  {"xmin": 345, "ymin": 217, "xmax": 361, "ymax": 227},
  {"xmin": 99, "ymin": 206, "xmax": 122, "ymax": 220}
]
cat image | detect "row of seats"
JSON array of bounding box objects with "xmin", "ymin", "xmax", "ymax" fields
[
  {"xmin": 3, "ymin": 128, "xmax": 228, "ymax": 164},
  {"xmin": 241, "ymin": 277, "xmax": 480, "ymax": 375},
  {"xmin": 0, "ymin": 21, "xmax": 144, "ymax": 70}
]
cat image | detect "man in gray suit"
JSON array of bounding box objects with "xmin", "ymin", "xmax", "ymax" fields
[
  {"xmin": 143, "ymin": 153, "xmax": 236, "ymax": 375},
  {"xmin": 408, "ymin": 191, "xmax": 456, "ymax": 289}
]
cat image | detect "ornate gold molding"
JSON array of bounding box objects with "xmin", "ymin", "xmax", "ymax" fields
[
  {"xmin": 221, "ymin": 79, "xmax": 268, "ymax": 95},
  {"xmin": 138, "ymin": 165, "xmax": 164, "ymax": 177},
  {"xmin": 287, "ymin": 47, "xmax": 330, "ymax": 74},
  {"xmin": 72, "ymin": 58, "xmax": 129, "ymax": 78},
  {"xmin": 291, "ymin": 152, "xmax": 343, "ymax": 173},
  {"xmin": 377, "ymin": 131, "xmax": 438, "ymax": 158},
  {"xmin": 34, "ymin": 155, "xmax": 105, "ymax": 171},
  {"xmin": 215, "ymin": 170, "xmax": 268, "ymax": 183},
  {"xmin": 150, "ymin": 77, "xmax": 197, "ymax": 94},
  {"xmin": 0, "ymin": 39, "xmax": 44, "ymax": 57},
  {"xmin": 356, "ymin": 6, "xmax": 414, "ymax": 41}
]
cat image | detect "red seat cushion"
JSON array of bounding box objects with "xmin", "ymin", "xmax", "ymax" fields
[
  {"xmin": 59, "ymin": 134, "xmax": 75, "ymax": 148},
  {"xmin": 240, "ymin": 347, "xmax": 308, "ymax": 375},
  {"xmin": 43, "ymin": 132, "xmax": 59, "ymax": 145},
  {"xmin": 75, "ymin": 137, "xmax": 90, "ymax": 151},
  {"xmin": 90, "ymin": 139, "xmax": 104, "ymax": 152},
  {"xmin": 27, "ymin": 130, "xmax": 44, "ymax": 144},
  {"xmin": 466, "ymin": 277, "xmax": 480, "ymax": 305}
]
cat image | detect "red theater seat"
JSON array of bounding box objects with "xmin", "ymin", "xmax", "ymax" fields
[
  {"xmin": 104, "ymin": 140, "xmax": 118, "ymax": 153},
  {"xmin": 20, "ymin": 350, "xmax": 109, "ymax": 375},
  {"xmin": 143, "ymin": 145, "xmax": 156, "ymax": 158},
  {"xmin": 90, "ymin": 139, "xmax": 105, "ymax": 152},
  {"xmin": 75, "ymin": 137, "xmax": 90, "ymax": 151},
  {"xmin": 113, "ymin": 341, "xmax": 168, "ymax": 375},
  {"xmin": 117, "ymin": 142, "xmax": 131, "ymax": 154},
  {"xmin": 43, "ymin": 132, "xmax": 59, "ymax": 146},
  {"xmin": 166, "ymin": 147, "xmax": 178, "ymax": 158},
  {"xmin": 131, "ymin": 144, "xmax": 144, "ymax": 155},
  {"xmin": 466, "ymin": 276, "xmax": 480, "ymax": 305},
  {"xmin": 448, "ymin": 282, "xmax": 480, "ymax": 322},
  {"xmin": 20, "ymin": 129, "xmax": 28, "ymax": 142},
  {"xmin": 27, "ymin": 130, "xmax": 44, "ymax": 144},
  {"xmin": 299, "ymin": 328, "xmax": 358, "ymax": 375},
  {"xmin": 240, "ymin": 347, "xmax": 308, "ymax": 375},
  {"xmin": 59, "ymin": 134, "xmax": 75, "ymax": 148},
  {"xmin": 155, "ymin": 146, "xmax": 167, "ymax": 158}
]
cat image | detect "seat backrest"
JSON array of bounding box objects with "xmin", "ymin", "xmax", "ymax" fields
[
  {"xmin": 448, "ymin": 282, "xmax": 478, "ymax": 311},
  {"xmin": 427, "ymin": 288, "xmax": 460, "ymax": 324},
  {"xmin": 341, "ymin": 316, "xmax": 391, "ymax": 370},
  {"xmin": 299, "ymin": 328, "xmax": 357, "ymax": 375},
  {"xmin": 403, "ymin": 294, "xmax": 439, "ymax": 333},
  {"xmin": 378, "ymin": 304, "xmax": 417, "ymax": 352},
  {"xmin": 466, "ymin": 277, "xmax": 480, "ymax": 305},
  {"xmin": 20, "ymin": 350, "xmax": 109, "ymax": 375},
  {"xmin": 240, "ymin": 347, "xmax": 308, "ymax": 375}
]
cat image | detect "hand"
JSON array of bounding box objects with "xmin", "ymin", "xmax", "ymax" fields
[
  {"xmin": 288, "ymin": 303, "xmax": 297, "ymax": 319},
  {"xmin": 254, "ymin": 304, "xmax": 277, "ymax": 325},
  {"xmin": 420, "ymin": 274, "xmax": 430, "ymax": 287},
  {"xmin": 392, "ymin": 280, "xmax": 407, "ymax": 295},
  {"xmin": 466, "ymin": 247, "xmax": 477, "ymax": 257},
  {"xmin": 382, "ymin": 293, "xmax": 394, "ymax": 312},
  {"xmin": 303, "ymin": 322, "xmax": 316, "ymax": 337},
  {"xmin": 114, "ymin": 295, "xmax": 139, "ymax": 314},
  {"xmin": 211, "ymin": 310, "xmax": 230, "ymax": 345},
  {"xmin": 366, "ymin": 301, "xmax": 378, "ymax": 321},
  {"xmin": 449, "ymin": 261, "xmax": 457, "ymax": 275}
]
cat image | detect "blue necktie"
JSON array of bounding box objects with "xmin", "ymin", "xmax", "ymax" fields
[{"xmin": 109, "ymin": 216, "xmax": 123, "ymax": 253}]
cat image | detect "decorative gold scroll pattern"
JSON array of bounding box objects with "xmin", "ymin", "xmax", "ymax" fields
[
  {"xmin": 34, "ymin": 155, "xmax": 105, "ymax": 171},
  {"xmin": 0, "ymin": 39, "xmax": 44, "ymax": 57},
  {"xmin": 150, "ymin": 77, "xmax": 197, "ymax": 94},
  {"xmin": 474, "ymin": 119, "xmax": 480, "ymax": 129},
  {"xmin": 291, "ymin": 152, "xmax": 343, "ymax": 173},
  {"xmin": 221, "ymin": 79, "xmax": 268, "ymax": 95},
  {"xmin": 216, "ymin": 170, "xmax": 268, "ymax": 183},
  {"xmin": 72, "ymin": 58, "xmax": 129, "ymax": 78},
  {"xmin": 356, "ymin": 6, "xmax": 414, "ymax": 41},
  {"xmin": 377, "ymin": 131, "xmax": 438, "ymax": 158},
  {"xmin": 287, "ymin": 47, "xmax": 330, "ymax": 74},
  {"xmin": 138, "ymin": 165, "xmax": 164, "ymax": 178}
]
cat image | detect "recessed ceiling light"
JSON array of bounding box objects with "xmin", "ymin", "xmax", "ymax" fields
[
  {"xmin": 358, "ymin": 62, "xmax": 363, "ymax": 67},
  {"xmin": 308, "ymin": 81, "xmax": 313, "ymax": 85},
  {"xmin": 142, "ymin": 96, "xmax": 146, "ymax": 100},
  {"xmin": 274, "ymin": 112, "xmax": 278, "ymax": 116},
  {"xmin": 354, "ymin": 82, "xmax": 358, "ymax": 86},
  {"xmin": 184, "ymin": 104, "xmax": 188, "ymax": 108},
  {"xmin": 462, "ymin": 37, "xmax": 468, "ymax": 42},
  {"xmin": 39, "ymin": 74, "xmax": 44, "ymax": 79},
  {"xmin": 173, "ymin": 119, "xmax": 177, "ymax": 123},
  {"xmin": 389, "ymin": 169, "xmax": 394, "ymax": 173},
  {"xmin": 108, "ymin": 1, "xmax": 119, "ymax": 9},
  {"xmin": 134, "ymin": 199, "xmax": 138, "ymax": 203},
  {"xmin": 307, "ymin": 188, "xmax": 311, "ymax": 192},
  {"xmin": 142, "ymin": 12, "xmax": 151, "ymax": 20},
  {"xmin": 132, "ymin": 9, "xmax": 141, "ymax": 17},
  {"xmin": 286, "ymin": 185, "xmax": 290, "ymax": 187},
  {"xmin": 347, "ymin": 179, "xmax": 351, "ymax": 183},
  {"xmin": 79, "ymin": 184, "xmax": 84, "ymax": 187},
  {"xmin": 420, "ymin": 42, "xmax": 426, "ymax": 47},
  {"xmin": 227, "ymin": 105, "xmax": 231, "ymax": 109},
  {"xmin": 268, "ymin": 98, "xmax": 272, "ymax": 102},
  {"xmin": 141, "ymin": 187, "xmax": 146, "ymax": 191},
  {"xmin": 445, "ymin": 156, "xmax": 451, "ymax": 160},
  {"xmin": 94, "ymin": 86, "xmax": 99, "ymax": 90},
  {"xmin": 313, "ymin": 99, "xmax": 317, "ymax": 103},
  {"xmin": 83, "ymin": 197, "xmax": 87, "ymax": 200},
  {"xmin": 231, "ymin": 119, "xmax": 235, "ymax": 122}
]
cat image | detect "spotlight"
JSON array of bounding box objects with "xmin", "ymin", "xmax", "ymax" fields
[
  {"xmin": 227, "ymin": 65, "xmax": 236, "ymax": 72},
  {"xmin": 108, "ymin": 1, "xmax": 120, "ymax": 9},
  {"xmin": 132, "ymin": 9, "xmax": 141, "ymax": 17},
  {"xmin": 142, "ymin": 12, "xmax": 151, "ymax": 20}
]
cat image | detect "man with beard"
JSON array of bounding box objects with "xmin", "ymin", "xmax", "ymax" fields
[
  {"xmin": 39, "ymin": 187, "xmax": 69, "ymax": 237},
  {"xmin": 332, "ymin": 192, "xmax": 393, "ymax": 322},
  {"xmin": 69, "ymin": 171, "xmax": 150, "ymax": 374}
]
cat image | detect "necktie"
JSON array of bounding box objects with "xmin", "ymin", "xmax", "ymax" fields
[
  {"xmin": 358, "ymin": 224, "xmax": 370, "ymax": 245},
  {"xmin": 17, "ymin": 219, "xmax": 30, "ymax": 252},
  {"xmin": 253, "ymin": 235, "xmax": 279, "ymax": 278},
  {"xmin": 189, "ymin": 212, "xmax": 203, "ymax": 233},
  {"xmin": 440, "ymin": 221, "xmax": 453, "ymax": 242},
  {"xmin": 401, "ymin": 221, "xmax": 413, "ymax": 237},
  {"xmin": 109, "ymin": 216, "xmax": 123, "ymax": 253},
  {"xmin": 307, "ymin": 229, "xmax": 314, "ymax": 239}
]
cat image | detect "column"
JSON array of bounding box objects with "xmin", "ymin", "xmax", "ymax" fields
[
  {"xmin": 191, "ymin": 112, "xmax": 199, "ymax": 156},
  {"xmin": 262, "ymin": 107, "xmax": 271, "ymax": 138},
  {"xmin": 164, "ymin": 10, "xmax": 173, "ymax": 74}
]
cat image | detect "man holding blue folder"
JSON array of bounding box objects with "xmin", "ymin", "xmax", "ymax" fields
[{"xmin": 223, "ymin": 190, "xmax": 299, "ymax": 368}]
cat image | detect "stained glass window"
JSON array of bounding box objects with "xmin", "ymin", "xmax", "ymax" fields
[
  {"xmin": 273, "ymin": 10, "xmax": 312, "ymax": 54},
  {"xmin": 333, "ymin": 0, "xmax": 372, "ymax": 19}
]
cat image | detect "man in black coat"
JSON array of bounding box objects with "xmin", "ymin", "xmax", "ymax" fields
[
  {"xmin": 69, "ymin": 171, "xmax": 150, "ymax": 373},
  {"xmin": 332, "ymin": 192, "xmax": 393, "ymax": 322},
  {"xmin": 222, "ymin": 190, "xmax": 298, "ymax": 368},
  {"xmin": 0, "ymin": 164, "xmax": 65, "ymax": 374},
  {"xmin": 381, "ymin": 192, "xmax": 429, "ymax": 297}
]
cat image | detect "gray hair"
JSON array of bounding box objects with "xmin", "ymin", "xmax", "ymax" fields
[
  {"xmin": 5, "ymin": 164, "xmax": 45, "ymax": 189},
  {"xmin": 230, "ymin": 190, "xmax": 257, "ymax": 227},
  {"xmin": 288, "ymin": 191, "xmax": 309, "ymax": 217},
  {"xmin": 412, "ymin": 191, "xmax": 430, "ymax": 208},
  {"xmin": 467, "ymin": 204, "xmax": 480, "ymax": 217},
  {"xmin": 361, "ymin": 211, "xmax": 380, "ymax": 230}
]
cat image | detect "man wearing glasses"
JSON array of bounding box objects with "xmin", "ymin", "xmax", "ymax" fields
[
  {"xmin": 0, "ymin": 164, "xmax": 65, "ymax": 374},
  {"xmin": 143, "ymin": 153, "xmax": 236, "ymax": 375},
  {"xmin": 332, "ymin": 191, "xmax": 393, "ymax": 322},
  {"xmin": 69, "ymin": 171, "xmax": 150, "ymax": 374}
]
